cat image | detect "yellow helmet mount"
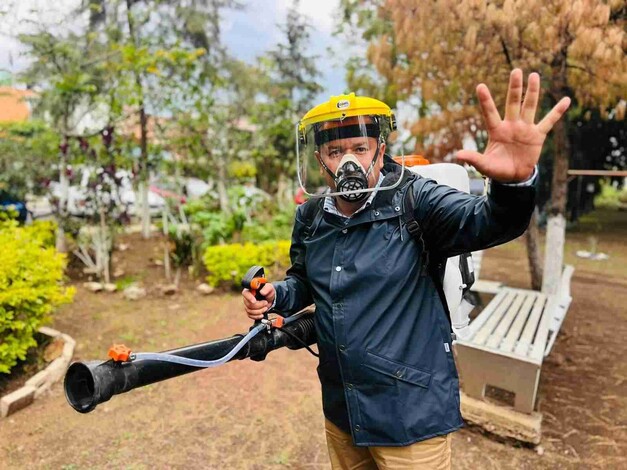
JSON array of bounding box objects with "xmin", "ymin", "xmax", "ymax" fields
[{"xmin": 298, "ymin": 93, "xmax": 397, "ymax": 145}]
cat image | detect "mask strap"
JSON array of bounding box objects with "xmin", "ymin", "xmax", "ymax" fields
[
  {"xmin": 317, "ymin": 156, "xmax": 337, "ymax": 182},
  {"xmin": 316, "ymin": 138, "xmax": 383, "ymax": 187},
  {"xmin": 364, "ymin": 138, "xmax": 383, "ymax": 179}
]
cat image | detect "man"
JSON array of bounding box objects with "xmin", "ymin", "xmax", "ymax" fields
[{"xmin": 242, "ymin": 69, "xmax": 570, "ymax": 469}]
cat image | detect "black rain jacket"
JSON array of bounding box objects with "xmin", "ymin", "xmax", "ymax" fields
[{"xmin": 273, "ymin": 157, "xmax": 535, "ymax": 446}]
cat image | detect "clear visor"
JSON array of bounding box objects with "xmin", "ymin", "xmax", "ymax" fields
[{"xmin": 296, "ymin": 114, "xmax": 403, "ymax": 199}]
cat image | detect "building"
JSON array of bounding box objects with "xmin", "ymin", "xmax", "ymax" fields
[{"xmin": 0, "ymin": 85, "xmax": 36, "ymax": 122}]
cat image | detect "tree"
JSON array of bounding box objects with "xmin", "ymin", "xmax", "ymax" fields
[
  {"xmin": 79, "ymin": 0, "xmax": 241, "ymax": 235},
  {"xmin": 253, "ymin": 0, "xmax": 322, "ymax": 207},
  {"xmin": 341, "ymin": 0, "xmax": 626, "ymax": 292},
  {"xmin": 151, "ymin": 0, "xmax": 252, "ymax": 213},
  {"xmin": 18, "ymin": 29, "xmax": 109, "ymax": 251},
  {"xmin": 0, "ymin": 121, "xmax": 59, "ymax": 201}
]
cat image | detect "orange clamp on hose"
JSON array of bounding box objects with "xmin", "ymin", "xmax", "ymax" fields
[
  {"xmin": 108, "ymin": 344, "xmax": 132, "ymax": 362},
  {"xmin": 272, "ymin": 315, "xmax": 284, "ymax": 329}
]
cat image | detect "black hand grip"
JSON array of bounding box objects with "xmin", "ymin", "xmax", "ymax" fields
[
  {"xmin": 242, "ymin": 265, "xmax": 269, "ymax": 320},
  {"xmin": 242, "ymin": 265, "xmax": 266, "ymax": 299}
]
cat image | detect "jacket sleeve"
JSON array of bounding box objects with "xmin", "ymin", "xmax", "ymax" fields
[
  {"xmin": 413, "ymin": 177, "xmax": 536, "ymax": 257},
  {"xmin": 273, "ymin": 205, "xmax": 314, "ymax": 315}
]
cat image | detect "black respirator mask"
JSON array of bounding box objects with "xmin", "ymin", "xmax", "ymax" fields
[
  {"xmin": 332, "ymin": 146, "xmax": 382, "ymax": 202},
  {"xmin": 315, "ymin": 121, "xmax": 383, "ymax": 203}
]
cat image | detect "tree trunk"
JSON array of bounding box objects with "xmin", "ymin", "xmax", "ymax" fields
[
  {"xmin": 139, "ymin": 177, "xmax": 150, "ymax": 238},
  {"xmin": 216, "ymin": 154, "xmax": 229, "ymax": 213},
  {"xmin": 543, "ymin": 115, "xmax": 570, "ymax": 294},
  {"xmin": 162, "ymin": 206, "xmax": 171, "ymax": 282},
  {"xmin": 542, "ymin": 214, "xmax": 566, "ymax": 295},
  {"xmin": 543, "ymin": 62, "xmax": 571, "ymax": 295},
  {"xmin": 276, "ymin": 173, "xmax": 290, "ymax": 209},
  {"xmin": 139, "ymin": 106, "xmax": 150, "ymax": 239},
  {"xmin": 524, "ymin": 208, "xmax": 543, "ymax": 290},
  {"xmin": 126, "ymin": 0, "xmax": 151, "ymax": 239},
  {"xmin": 56, "ymin": 148, "xmax": 69, "ymax": 253},
  {"xmin": 99, "ymin": 207, "xmax": 110, "ymax": 284},
  {"xmin": 55, "ymin": 225, "xmax": 67, "ymax": 253},
  {"xmin": 548, "ymin": 116, "xmax": 570, "ymax": 217}
]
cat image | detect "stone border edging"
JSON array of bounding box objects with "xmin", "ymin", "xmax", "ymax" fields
[{"xmin": 0, "ymin": 326, "xmax": 75, "ymax": 418}]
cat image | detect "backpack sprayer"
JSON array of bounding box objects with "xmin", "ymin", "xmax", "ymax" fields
[{"xmin": 63, "ymin": 266, "xmax": 317, "ymax": 414}]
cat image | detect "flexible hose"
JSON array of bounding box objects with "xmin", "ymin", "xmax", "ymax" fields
[
  {"xmin": 132, "ymin": 323, "xmax": 266, "ymax": 368},
  {"xmin": 130, "ymin": 311, "xmax": 308, "ymax": 368}
]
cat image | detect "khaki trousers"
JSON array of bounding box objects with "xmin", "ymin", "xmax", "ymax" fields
[{"xmin": 324, "ymin": 419, "xmax": 452, "ymax": 470}]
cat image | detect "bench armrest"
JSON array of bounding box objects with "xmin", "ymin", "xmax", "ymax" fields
[{"xmin": 544, "ymin": 265, "xmax": 575, "ymax": 357}]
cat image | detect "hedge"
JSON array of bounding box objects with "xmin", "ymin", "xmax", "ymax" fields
[
  {"xmin": 0, "ymin": 221, "xmax": 75, "ymax": 374},
  {"xmin": 203, "ymin": 240, "xmax": 291, "ymax": 288}
]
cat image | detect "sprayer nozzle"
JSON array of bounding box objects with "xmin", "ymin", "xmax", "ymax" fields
[
  {"xmin": 108, "ymin": 344, "xmax": 132, "ymax": 362},
  {"xmin": 64, "ymin": 362, "xmax": 98, "ymax": 413}
]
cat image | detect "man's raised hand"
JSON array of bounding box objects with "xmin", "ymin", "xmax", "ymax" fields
[{"xmin": 456, "ymin": 69, "xmax": 571, "ymax": 183}]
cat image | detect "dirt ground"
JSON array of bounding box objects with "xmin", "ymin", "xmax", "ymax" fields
[{"xmin": 0, "ymin": 209, "xmax": 626, "ymax": 469}]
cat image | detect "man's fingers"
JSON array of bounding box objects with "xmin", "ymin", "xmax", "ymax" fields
[
  {"xmin": 537, "ymin": 97, "xmax": 571, "ymax": 135},
  {"xmin": 259, "ymin": 284, "xmax": 273, "ymax": 298},
  {"xmin": 456, "ymin": 150, "xmax": 487, "ymax": 173},
  {"xmin": 246, "ymin": 306, "xmax": 268, "ymax": 317},
  {"xmin": 242, "ymin": 289, "xmax": 256, "ymax": 303},
  {"xmin": 242, "ymin": 288, "xmax": 268, "ymax": 308},
  {"xmin": 521, "ymin": 72, "xmax": 540, "ymax": 124},
  {"xmin": 243, "ymin": 297, "xmax": 268, "ymax": 309},
  {"xmin": 476, "ymin": 84, "xmax": 501, "ymax": 131},
  {"xmin": 504, "ymin": 69, "xmax": 523, "ymax": 121}
]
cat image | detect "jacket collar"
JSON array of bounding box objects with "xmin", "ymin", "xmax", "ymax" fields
[
  {"xmin": 320, "ymin": 155, "xmax": 416, "ymax": 227},
  {"xmin": 369, "ymin": 155, "xmax": 415, "ymax": 211}
]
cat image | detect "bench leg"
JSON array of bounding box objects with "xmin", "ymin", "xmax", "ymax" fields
[
  {"xmin": 513, "ymin": 367, "xmax": 541, "ymax": 414},
  {"xmin": 461, "ymin": 374, "xmax": 486, "ymax": 400},
  {"xmin": 454, "ymin": 344, "xmax": 541, "ymax": 414}
]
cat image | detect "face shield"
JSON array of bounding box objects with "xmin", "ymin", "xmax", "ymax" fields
[{"xmin": 296, "ymin": 114, "xmax": 404, "ymax": 202}]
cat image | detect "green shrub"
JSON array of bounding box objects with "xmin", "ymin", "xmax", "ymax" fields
[
  {"xmin": 203, "ymin": 240, "xmax": 291, "ymax": 288},
  {"xmin": 0, "ymin": 221, "xmax": 75, "ymax": 374},
  {"xmin": 595, "ymin": 181, "xmax": 627, "ymax": 209},
  {"xmin": 186, "ymin": 185, "xmax": 275, "ymax": 234},
  {"xmin": 241, "ymin": 206, "xmax": 296, "ymax": 243},
  {"xmin": 25, "ymin": 220, "xmax": 57, "ymax": 247}
]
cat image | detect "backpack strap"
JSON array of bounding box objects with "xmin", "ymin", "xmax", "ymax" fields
[
  {"xmin": 458, "ymin": 252, "xmax": 476, "ymax": 295},
  {"xmin": 301, "ymin": 197, "xmax": 324, "ymax": 240},
  {"xmin": 402, "ymin": 183, "xmax": 453, "ymax": 330},
  {"xmin": 402, "ymin": 183, "xmax": 429, "ymax": 276}
]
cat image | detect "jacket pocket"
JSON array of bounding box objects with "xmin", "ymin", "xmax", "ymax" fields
[{"xmin": 362, "ymin": 350, "xmax": 432, "ymax": 388}]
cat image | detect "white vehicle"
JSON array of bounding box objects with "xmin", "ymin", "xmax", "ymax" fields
[
  {"xmin": 184, "ymin": 177, "xmax": 210, "ymax": 199},
  {"xmin": 49, "ymin": 167, "xmax": 167, "ymax": 218}
]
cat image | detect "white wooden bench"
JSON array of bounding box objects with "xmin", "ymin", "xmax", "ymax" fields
[
  {"xmin": 455, "ymin": 265, "xmax": 574, "ymax": 414},
  {"xmin": 469, "ymin": 250, "xmax": 504, "ymax": 294}
]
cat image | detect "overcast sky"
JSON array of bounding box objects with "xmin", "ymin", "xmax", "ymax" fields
[{"xmin": 0, "ymin": 0, "xmax": 353, "ymax": 102}]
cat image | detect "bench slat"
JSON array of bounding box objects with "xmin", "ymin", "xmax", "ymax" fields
[
  {"xmin": 500, "ymin": 293, "xmax": 537, "ymax": 353},
  {"xmin": 514, "ymin": 293, "xmax": 547, "ymax": 357},
  {"xmin": 473, "ymin": 290, "xmax": 517, "ymax": 346},
  {"xmin": 486, "ymin": 291, "xmax": 527, "ymax": 350},
  {"xmin": 531, "ymin": 296, "xmax": 556, "ymax": 361},
  {"xmin": 471, "ymin": 279, "xmax": 504, "ymax": 295},
  {"xmin": 467, "ymin": 289, "xmax": 509, "ymax": 339}
]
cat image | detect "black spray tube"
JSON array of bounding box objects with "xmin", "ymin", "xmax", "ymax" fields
[{"xmin": 64, "ymin": 313, "xmax": 317, "ymax": 413}]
